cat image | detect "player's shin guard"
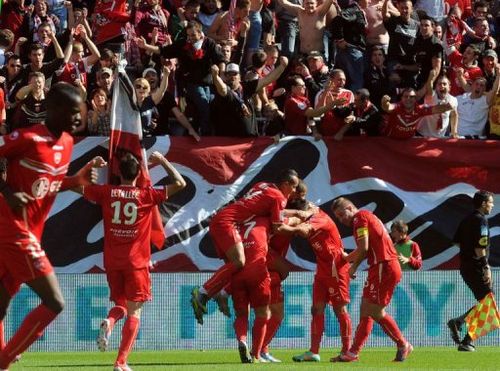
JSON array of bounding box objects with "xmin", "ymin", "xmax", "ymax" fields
[
  {"xmin": 108, "ymin": 305, "xmax": 127, "ymax": 332},
  {"xmin": 337, "ymin": 311, "xmax": 352, "ymax": 354},
  {"xmin": 116, "ymin": 316, "xmax": 140, "ymax": 366},
  {"xmin": 0, "ymin": 321, "xmax": 4, "ymax": 350},
  {"xmin": 203, "ymin": 262, "xmax": 241, "ymax": 298},
  {"xmin": 310, "ymin": 313, "xmax": 325, "ymax": 354},
  {"xmin": 261, "ymin": 315, "xmax": 282, "ymax": 353},
  {"xmin": 377, "ymin": 314, "xmax": 406, "ymax": 348},
  {"xmin": 251, "ymin": 317, "xmax": 268, "ymax": 358},
  {"xmin": 350, "ymin": 316, "xmax": 374, "ymax": 355},
  {"xmin": 0, "ymin": 304, "xmax": 58, "ymax": 368},
  {"xmin": 233, "ymin": 315, "xmax": 248, "ymax": 342}
]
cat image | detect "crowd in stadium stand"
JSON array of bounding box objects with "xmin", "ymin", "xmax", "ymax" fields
[{"xmin": 0, "ymin": 0, "xmax": 499, "ymax": 140}]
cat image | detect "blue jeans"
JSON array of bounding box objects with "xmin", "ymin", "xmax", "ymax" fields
[
  {"xmin": 335, "ymin": 45, "xmax": 365, "ymax": 91},
  {"xmin": 247, "ymin": 11, "xmax": 263, "ymax": 51},
  {"xmin": 185, "ymin": 83, "xmax": 212, "ymax": 135},
  {"xmin": 277, "ymin": 20, "xmax": 298, "ymax": 60}
]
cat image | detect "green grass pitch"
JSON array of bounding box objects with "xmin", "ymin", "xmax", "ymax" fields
[{"xmin": 9, "ymin": 347, "xmax": 500, "ymax": 370}]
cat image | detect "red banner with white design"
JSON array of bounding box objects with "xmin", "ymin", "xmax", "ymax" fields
[{"xmin": 43, "ymin": 136, "xmax": 500, "ymax": 273}]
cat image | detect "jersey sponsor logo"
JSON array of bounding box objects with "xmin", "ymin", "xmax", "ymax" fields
[{"xmin": 31, "ymin": 177, "xmax": 62, "ymax": 199}]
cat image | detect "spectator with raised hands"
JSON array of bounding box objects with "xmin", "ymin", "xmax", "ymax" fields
[
  {"xmin": 134, "ymin": 65, "xmax": 170, "ymax": 136},
  {"xmin": 87, "ymin": 87, "xmax": 112, "ymax": 136},
  {"xmin": 136, "ymin": 20, "xmax": 226, "ymax": 136},
  {"xmin": 456, "ymin": 67, "xmax": 500, "ymax": 138},
  {"xmin": 276, "ymin": 0, "xmax": 334, "ymax": 56},
  {"xmin": 19, "ymin": 39, "xmax": 64, "ymax": 86},
  {"xmin": 56, "ymin": 25, "xmax": 101, "ymax": 88},
  {"xmin": 133, "ymin": 0, "xmax": 171, "ymax": 46},
  {"xmin": 208, "ymin": 0, "xmax": 251, "ymax": 48},
  {"xmin": 12, "ymin": 71, "xmax": 47, "ymax": 129},
  {"xmin": 66, "ymin": 2, "xmax": 92, "ymax": 39},
  {"xmin": 26, "ymin": 0, "xmax": 60, "ymax": 39}
]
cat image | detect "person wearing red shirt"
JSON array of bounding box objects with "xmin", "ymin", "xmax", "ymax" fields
[
  {"xmin": 231, "ymin": 216, "xmax": 272, "ymax": 363},
  {"xmin": 331, "ymin": 197, "xmax": 413, "ymax": 363},
  {"xmin": 0, "ymin": 83, "xmax": 103, "ymax": 370},
  {"xmin": 82, "ymin": 151, "xmax": 186, "ymax": 371},
  {"xmin": 284, "ymin": 76, "xmax": 336, "ymax": 135},
  {"xmin": 190, "ymin": 169, "xmax": 308, "ymax": 325},
  {"xmin": 292, "ymin": 201, "xmax": 352, "ymax": 363},
  {"xmin": 314, "ymin": 69, "xmax": 354, "ymax": 138},
  {"xmin": 390, "ymin": 220, "xmax": 423, "ymax": 271},
  {"xmin": 381, "ymin": 88, "xmax": 453, "ymax": 139},
  {"xmin": 446, "ymin": 44, "xmax": 483, "ymax": 96}
]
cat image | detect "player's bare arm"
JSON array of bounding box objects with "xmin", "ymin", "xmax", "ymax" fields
[
  {"xmin": 0, "ymin": 178, "xmax": 35, "ymax": 211},
  {"xmin": 60, "ymin": 156, "xmax": 108, "ymax": 192},
  {"xmin": 149, "ymin": 151, "xmax": 186, "ymax": 196}
]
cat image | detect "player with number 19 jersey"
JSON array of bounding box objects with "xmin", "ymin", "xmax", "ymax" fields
[
  {"xmin": 210, "ymin": 182, "xmax": 287, "ymax": 256},
  {"xmin": 83, "ymin": 184, "xmax": 167, "ymax": 270}
]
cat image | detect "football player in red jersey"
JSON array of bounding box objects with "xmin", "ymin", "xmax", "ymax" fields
[
  {"xmin": 331, "ymin": 197, "xmax": 413, "ymax": 363},
  {"xmin": 191, "ymin": 169, "xmax": 312, "ymax": 325},
  {"xmin": 231, "ymin": 216, "xmax": 273, "ymax": 363},
  {"xmin": 80, "ymin": 151, "xmax": 186, "ymax": 371},
  {"xmin": 0, "ymin": 83, "xmax": 104, "ymax": 370},
  {"xmin": 290, "ymin": 199, "xmax": 352, "ymax": 363}
]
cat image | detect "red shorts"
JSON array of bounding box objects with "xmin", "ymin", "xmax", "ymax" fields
[
  {"xmin": 231, "ymin": 264, "xmax": 271, "ymax": 310},
  {"xmin": 313, "ymin": 263, "xmax": 350, "ymax": 307},
  {"xmin": 106, "ymin": 267, "xmax": 152, "ymax": 304},
  {"xmin": 363, "ymin": 259, "xmax": 402, "ymax": 306},
  {"xmin": 269, "ymin": 271, "xmax": 284, "ymax": 305},
  {"xmin": 0, "ymin": 239, "xmax": 54, "ymax": 297},
  {"xmin": 209, "ymin": 215, "xmax": 241, "ymax": 258}
]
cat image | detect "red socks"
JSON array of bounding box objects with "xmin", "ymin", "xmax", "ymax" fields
[
  {"xmin": 203, "ymin": 262, "xmax": 240, "ymax": 298},
  {"xmin": 0, "ymin": 304, "xmax": 58, "ymax": 368},
  {"xmin": 377, "ymin": 314, "xmax": 406, "ymax": 348},
  {"xmin": 233, "ymin": 315, "xmax": 248, "ymax": 342},
  {"xmin": 310, "ymin": 313, "xmax": 324, "ymax": 354},
  {"xmin": 336, "ymin": 311, "xmax": 352, "ymax": 354},
  {"xmin": 350, "ymin": 316, "xmax": 373, "ymax": 355},
  {"xmin": 116, "ymin": 316, "xmax": 140, "ymax": 366},
  {"xmin": 261, "ymin": 315, "xmax": 282, "ymax": 353},
  {"xmin": 251, "ymin": 317, "xmax": 268, "ymax": 358},
  {"xmin": 107, "ymin": 305, "xmax": 127, "ymax": 332}
]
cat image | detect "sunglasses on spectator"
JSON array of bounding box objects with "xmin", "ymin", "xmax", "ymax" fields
[{"xmin": 135, "ymin": 85, "xmax": 148, "ymax": 89}]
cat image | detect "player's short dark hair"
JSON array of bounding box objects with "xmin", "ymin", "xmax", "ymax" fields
[
  {"xmin": 287, "ymin": 198, "xmax": 308, "ymax": 211},
  {"xmin": 473, "ymin": 190, "xmax": 493, "ymax": 209},
  {"xmin": 46, "ymin": 82, "xmax": 81, "ymax": 112},
  {"xmin": 391, "ymin": 220, "xmax": 408, "ymax": 234},
  {"xmin": 331, "ymin": 197, "xmax": 353, "ymax": 212},
  {"xmin": 276, "ymin": 169, "xmax": 299, "ymax": 185},
  {"xmin": 119, "ymin": 153, "xmax": 141, "ymax": 181}
]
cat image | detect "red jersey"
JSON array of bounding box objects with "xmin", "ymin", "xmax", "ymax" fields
[
  {"xmin": 384, "ymin": 103, "xmax": 433, "ymax": 139},
  {"xmin": 316, "ymin": 88, "xmax": 354, "ymax": 136},
  {"xmin": 0, "ymin": 124, "xmax": 73, "ymax": 242},
  {"xmin": 352, "ymin": 210, "xmax": 397, "ymax": 267},
  {"xmin": 237, "ymin": 216, "xmax": 271, "ymax": 266},
  {"xmin": 83, "ymin": 184, "xmax": 167, "ymax": 270},
  {"xmin": 307, "ymin": 210, "xmax": 344, "ymax": 278},
  {"xmin": 93, "ymin": 0, "xmax": 130, "ymax": 45},
  {"xmin": 55, "ymin": 59, "xmax": 90, "ymax": 88},
  {"xmin": 448, "ymin": 50, "xmax": 483, "ymax": 96},
  {"xmin": 284, "ymin": 94, "xmax": 311, "ymax": 135},
  {"xmin": 216, "ymin": 182, "xmax": 287, "ymax": 225}
]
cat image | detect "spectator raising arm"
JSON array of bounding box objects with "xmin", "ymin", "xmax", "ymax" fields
[{"xmin": 151, "ymin": 66, "xmax": 170, "ymax": 105}]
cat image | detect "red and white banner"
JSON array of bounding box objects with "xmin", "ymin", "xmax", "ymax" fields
[{"xmin": 43, "ymin": 136, "xmax": 500, "ymax": 273}]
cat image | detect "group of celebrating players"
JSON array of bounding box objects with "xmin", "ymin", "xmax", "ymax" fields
[
  {"xmin": 0, "ymin": 81, "xmax": 412, "ymax": 371},
  {"xmin": 190, "ymin": 169, "xmax": 413, "ymax": 364}
]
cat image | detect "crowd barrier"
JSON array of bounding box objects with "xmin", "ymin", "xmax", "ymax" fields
[{"xmin": 4, "ymin": 271, "xmax": 499, "ymax": 351}]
